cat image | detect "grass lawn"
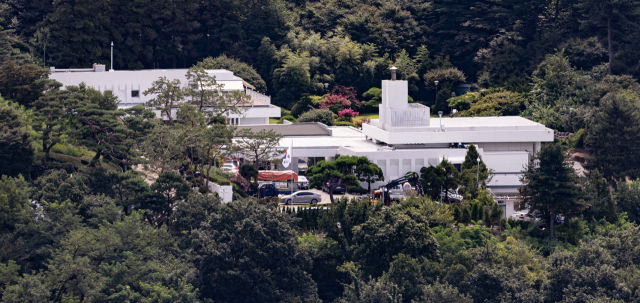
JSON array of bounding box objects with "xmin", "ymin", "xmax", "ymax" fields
[
  {"xmin": 269, "ymin": 118, "xmax": 279, "ymax": 124},
  {"xmin": 355, "ymin": 113, "xmax": 379, "ymax": 120}
]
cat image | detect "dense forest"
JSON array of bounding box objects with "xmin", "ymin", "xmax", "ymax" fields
[{"xmin": 2, "ymin": 0, "xmax": 640, "ymax": 302}]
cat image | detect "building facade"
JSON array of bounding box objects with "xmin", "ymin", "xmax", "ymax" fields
[{"xmin": 49, "ymin": 64, "xmax": 280, "ymax": 125}]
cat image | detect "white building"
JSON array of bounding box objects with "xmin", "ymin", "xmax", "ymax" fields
[
  {"xmin": 237, "ymin": 75, "xmax": 554, "ymax": 216},
  {"xmin": 49, "ymin": 64, "xmax": 280, "ymax": 125}
]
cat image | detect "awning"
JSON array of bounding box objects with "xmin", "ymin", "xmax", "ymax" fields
[{"xmin": 258, "ymin": 170, "xmax": 298, "ymax": 181}]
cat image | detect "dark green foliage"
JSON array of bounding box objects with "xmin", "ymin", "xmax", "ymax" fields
[
  {"xmin": 519, "ymin": 144, "xmax": 584, "ymax": 241},
  {"xmin": 297, "ymin": 108, "xmax": 335, "ymax": 126},
  {"xmin": 462, "ymin": 91, "xmax": 527, "ymax": 117},
  {"xmin": 586, "ymin": 90, "xmax": 640, "ymax": 184},
  {"xmin": 0, "ymin": 175, "xmax": 32, "ymax": 233},
  {"xmin": 190, "ymin": 199, "xmax": 318, "ymax": 302},
  {"xmin": 0, "ymin": 61, "xmax": 50, "ymax": 107},
  {"xmin": 0, "ymin": 104, "xmax": 34, "ymax": 177},
  {"xmin": 30, "ymin": 169, "xmax": 89, "ymax": 204},
  {"xmin": 195, "ymin": 55, "xmax": 267, "ymax": 92},
  {"xmin": 140, "ymin": 171, "xmax": 191, "ymax": 229},
  {"xmin": 277, "ymin": 115, "xmax": 296, "ymax": 124}
]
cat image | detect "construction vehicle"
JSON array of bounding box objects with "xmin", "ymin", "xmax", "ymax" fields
[{"xmin": 376, "ymin": 172, "xmax": 424, "ymax": 206}]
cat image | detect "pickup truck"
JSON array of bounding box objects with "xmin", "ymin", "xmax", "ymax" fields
[{"xmin": 257, "ymin": 182, "xmax": 299, "ymax": 197}]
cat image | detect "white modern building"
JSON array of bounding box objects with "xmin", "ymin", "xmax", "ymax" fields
[
  {"xmin": 49, "ymin": 64, "xmax": 280, "ymax": 125},
  {"xmin": 237, "ymin": 74, "xmax": 554, "ymax": 216}
]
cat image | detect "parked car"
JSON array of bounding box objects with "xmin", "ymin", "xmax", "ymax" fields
[
  {"xmin": 281, "ymin": 191, "xmax": 321, "ymax": 205},
  {"xmin": 298, "ymin": 176, "xmax": 310, "ymax": 189},
  {"xmin": 221, "ymin": 163, "xmax": 239, "ymax": 173},
  {"xmin": 509, "ymin": 211, "xmax": 537, "ymax": 222},
  {"xmin": 322, "ymin": 180, "xmax": 346, "ymax": 194}
]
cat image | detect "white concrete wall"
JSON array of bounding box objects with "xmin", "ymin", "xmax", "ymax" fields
[
  {"xmin": 50, "ymin": 69, "xmax": 241, "ymax": 105},
  {"xmin": 362, "ymin": 123, "xmax": 553, "ymax": 145},
  {"xmin": 240, "ymin": 117, "xmax": 269, "ymax": 125}
]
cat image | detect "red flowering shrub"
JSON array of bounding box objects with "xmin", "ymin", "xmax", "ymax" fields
[{"xmin": 354, "ymin": 117, "xmax": 371, "ymax": 128}]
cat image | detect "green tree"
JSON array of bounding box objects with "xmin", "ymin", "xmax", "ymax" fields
[
  {"xmin": 519, "ymin": 144, "xmax": 584, "ymax": 241},
  {"xmin": 32, "ymin": 80, "xmax": 75, "ymax": 159},
  {"xmin": 586, "ymin": 90, "xmax": 640, "ymax": 185},
  {"xmin": 72, "ymin": 84, "xmax": 131, "ymax": 168},
  {"xmin": 0, "ymin": 61, "xmax": 49, "ymax": 107},
  {"xmin": 297, "ymin": 108, "xmax": 336, "ymax": 126},
  {"xmin": 199, "ymin": 124, "xmax": 235, "ymax": 193},
  {"xmin": 195, "ymin": 55, "xmax": 267, "ymax": 93},
  {"xmin": 235, "ymin": 128, "xmax": 283, "ymax": 170},
  {"xmin": 140, "ymin": 171, "xmax": 190, "ymax": 229},
  {"xmin": 352, "ymin": 202, "xmax": 440, "ymax": 276},
  {"xmin": 0, "ymin": 104, "xmax": 34, "ymax": 177},
  {"xmin": 577, "ymin": 0, "xmax": 640, "ymax": 74},
  {"xmin": 140, "ymin": 125, "xmax": 185, "ymax": 174},
  {"xmin": 356, "ymin": 160, "xmax": 384, "ymax": 193},
  {"xmin": 30, "ymin": 169, "xmax": 89, "ymax": 204},
  {"xmin": 307, "ymin": 156, "xmax": 360, "ymax": 203},
  {"xmin": 0, "ymin": 175, "xmax": 32, "ymax": 233},
  {"xmin": 421, "ymin": 165, "xmax": 446, "ymax": 200},
  {"xmin": 144, "ymin": 77, "xmax": 185, "ymax": 126},
  {"xmin": 439, "ymin": 158, "xmax": 461, "ymax": 203},
  {"xmin": 616, "ymin": 180, "xmax": 640, "ymax": 223},
  {"xmin": 190, "ymin": 199, "xmax": 319, "ymax": 302},
  {"xmin": 459, "ymin": 144, "xmax": 490, "ymax": 198}
]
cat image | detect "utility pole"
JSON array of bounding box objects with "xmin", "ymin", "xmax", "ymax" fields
[
  {"xmin": 110, "ymin": 41, "xmax": 114, "ymax": 71},
  {"xmin": 476, "ymin": 157, "xmax": 480, "ymax": 188}
]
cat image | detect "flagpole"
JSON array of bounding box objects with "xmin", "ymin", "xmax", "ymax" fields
[{"xmin": 290, "ymin": 141, "xmax": 293, "ymax": 195}]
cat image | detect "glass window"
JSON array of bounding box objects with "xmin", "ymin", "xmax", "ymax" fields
[{"xmin": 131, "ymin": 90, "xmax": 140, "ymax": 97}]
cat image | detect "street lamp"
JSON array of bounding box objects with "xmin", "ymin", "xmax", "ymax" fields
[
  {"xmin": 569, "ymin": 107, "xmax": 575, "ymax": 133},
  {"xmin": 435, "ymin": 80, "xmax": 440, "ymax": 107},
  {"xmin": 324, "ymin": 83, "xmax": 329, "ymax": 93},
  {"xmin": 450, "ymin": 92, "xmax": 456, "ymax": 117},
  {"xmin": 476, "ymin": 157, "xmax": 480, "ymax": 188}
]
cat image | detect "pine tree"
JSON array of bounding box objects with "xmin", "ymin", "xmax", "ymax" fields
[
  {"xmin": 586, "ymin": 90, "xmax": 640, "ymax": 185},
  {"xmin": 32, "ymin": 80, "xmax": 76, "ymax": 159},
  {"xmin": 519, "ymin": 144, "xmax": 585, "ymax": 241},
  {"xmin": 577, "ymin": 0, "xmax": 640, "ymax": 74}
]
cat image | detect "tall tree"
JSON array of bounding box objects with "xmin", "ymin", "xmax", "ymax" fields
[
  {"xmin": 199, "ymin": 124, "xmax": 235, "ymax": 193},
  {"xmin": 307, "ymin": 156, "xmax": 361, "ymax": 203},
  {"xmin": 235, "ymin": 128, "xmax": 283, "ymax": 170},
  {"xmin": 32, "ymin": 80, "xmax": 76, "ymax": 159},
  {"xmin": 586, "ymin": 90, "xmax": 640, "ymax": 185},
  {"xmin": 0, "ymin": 103, "xmax": 34, "ymax": 177},
  {"xmin": 519, "ymin": 144, "xmax": 584, "ymax": 241},
  {"xmin": 577, "ymin": 0, "xmax": 640, "ymax": 74},
  {"xmin": 143, "ymin": 77, "xmax": 185, "ymax": 125},
  {"xmin": 185, "ymin": 67, "xmax": 250, "ymax": 120},
  {"xmin": 460, "ymin": 144, "xmax": 490, "ymax": 198},
  {"xmin": 0, "ymin": 61, "xmax": 49, "ymax": 107}
]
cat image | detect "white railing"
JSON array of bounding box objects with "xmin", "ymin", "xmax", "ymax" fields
[
  {"xmin": 246, "ymin": 88, "xmax": 271, "ymax": 105},
  {"xmin": 388, "ymin": 104, "xmax": 430, "ymax": 127}
]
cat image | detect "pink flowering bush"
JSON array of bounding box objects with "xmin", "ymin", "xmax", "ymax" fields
[
  {"xmin": 318, "ymin": 85, "xmax": 361, "ymax": 113},
  {"xmin": 230, "ymin": 175, "xmax": 250, "ymax": 192},
  {"xmin": 337, "ymin": 108, "xmax": 360, "ymax": 122},
  {"xmin": 354, "ymin": 117, "xmax": 371, "ymax": 128}
]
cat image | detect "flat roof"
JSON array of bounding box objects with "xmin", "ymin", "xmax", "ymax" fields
[{"xmin": 236, "ymin": 123, "xmax": 331, "ymax": 136}]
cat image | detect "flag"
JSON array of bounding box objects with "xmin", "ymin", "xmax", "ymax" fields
[{"xmin": 282, "ymin": 141, "xmax": 292, "ymax": 168}]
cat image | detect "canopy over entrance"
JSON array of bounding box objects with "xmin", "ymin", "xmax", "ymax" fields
[{"xmin": 258, "ymin": 170, "xmax": 298, "ymax": 181}]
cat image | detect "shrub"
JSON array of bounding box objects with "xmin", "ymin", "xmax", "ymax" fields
[
  {"xmin": 335, "ymin": 121, "xmax": 355, "ymax": 127},
  {"xmin": 277, "ymin": 115, "xmax": 297, "ymax": 124},
  {"xmin": 198, "ymin": 185, "xmax": 207, "ymax": 194},
  {"xmin": 354, "ymin": 117, "xmax": 371, "ymax": 128},
  {"xmin": 297, "ymin": 109, "xmax": 335, "ymax": 126},
  {"xmin": 449, "ymin": 93, "xmax": 479, "ymax": 111},
  {"xmin": 337, "ymin": 108, "xmax": 359, "ymax": 121},
  {"xmin": 347, "ymin": 186, "xmax": 368, "ymax": 194}
]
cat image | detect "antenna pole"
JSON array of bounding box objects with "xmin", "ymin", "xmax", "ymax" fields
[{"xmin": 110, "ymin": 41, "xmax": 114, "ymax": 71}]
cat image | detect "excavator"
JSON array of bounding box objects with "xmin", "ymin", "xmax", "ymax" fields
[{"xmin": 372, "ymin": 172, "xmax": 424, "ymax": 206}]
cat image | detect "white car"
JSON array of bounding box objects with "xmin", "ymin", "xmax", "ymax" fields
[
  {"xmin": 281, "ymin": 191, "xmax": 321, "ymax": 205},
  {"xmin": 297, "ymin": 176, "xmax": 310, "ymax": 189},
  {"xmin": 221, "ymin": 164, "xmax": 239, "ymax": 173},
  {"xmin": 510, "ymin": 212, "xmax": 537, "ymax": 221}
]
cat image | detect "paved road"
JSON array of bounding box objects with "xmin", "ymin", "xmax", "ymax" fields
[{"xmin": 279, "ymin": 188, "xmax": 368, "ymax": 210}]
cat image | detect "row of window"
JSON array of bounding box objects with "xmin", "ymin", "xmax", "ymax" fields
[{"xmin": 228, "ymin": 118, "xmax": 239, "ymax": 125}]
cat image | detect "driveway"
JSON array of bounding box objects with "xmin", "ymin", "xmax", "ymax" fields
[{"xmin": 279, "ymin": 188, "xmax": 368, "ymax": 210}]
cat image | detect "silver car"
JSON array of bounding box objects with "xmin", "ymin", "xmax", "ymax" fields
[{"xmin": 281, "ymin": 191, "xmax": 321, "ymax": 205}]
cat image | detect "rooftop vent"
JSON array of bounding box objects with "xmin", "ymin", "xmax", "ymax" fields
[
  {"xmin": 93, "ymin": 63, "xmax": 105, "ymax": 72},
  {"xmin": 390, "ymin": 66, "xmax": 397, "ymax": 80}
]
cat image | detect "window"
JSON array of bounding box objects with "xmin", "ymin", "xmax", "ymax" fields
[{"xmin": 131, "ymin": 90, "xmax": 140, "ymax": 97}]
